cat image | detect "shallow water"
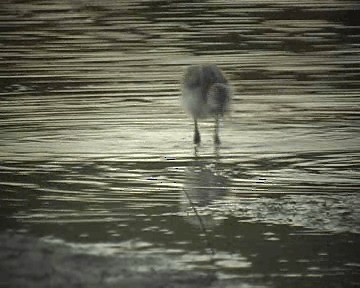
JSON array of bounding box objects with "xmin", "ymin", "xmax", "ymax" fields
[{"xmin": 1, "ymin": 0, "xmax": 360, "ymax": 286}]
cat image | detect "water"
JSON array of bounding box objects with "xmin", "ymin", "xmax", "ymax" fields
[{"xmin": 1, "ymin": 0, "xmax": 359, "ymax": 286}]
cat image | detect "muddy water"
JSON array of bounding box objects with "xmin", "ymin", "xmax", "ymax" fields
[{"xmin": 1, "ymin": 0, "xmax": 359, "ymax": 286}]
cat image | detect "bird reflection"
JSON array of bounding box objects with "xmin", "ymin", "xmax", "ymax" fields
[{"xmin": 180, "ymin": 147, "xmax": 229, "ymax": 229}]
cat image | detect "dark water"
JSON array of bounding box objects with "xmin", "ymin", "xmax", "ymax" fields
[{"xmin": 1, "ymin": 0, "xmax": 360, "ymax": 287}]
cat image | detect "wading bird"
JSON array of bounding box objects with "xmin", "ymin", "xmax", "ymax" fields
[{"xmin": 181, "ymin": 64, "xmax": 231, "ymax": 145}]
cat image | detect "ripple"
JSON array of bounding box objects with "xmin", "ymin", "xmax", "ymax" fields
[{"xmin": 0, "ymin": 0, "xmax": 359, "ymax": 285}]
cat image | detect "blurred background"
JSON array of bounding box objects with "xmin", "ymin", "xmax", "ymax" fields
[{"xmin": 0, "ymin": 0, "xmax": 359, "ymax": 287}]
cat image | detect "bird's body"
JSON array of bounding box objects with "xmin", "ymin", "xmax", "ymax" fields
[{"xmin": 181, "ymin": 64, "xmax": 231, "ymax": 144}]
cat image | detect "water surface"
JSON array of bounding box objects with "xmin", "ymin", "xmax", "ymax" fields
[{"xmin": 1, "ymin": 0, "xmax": 359, "ymax": 287}]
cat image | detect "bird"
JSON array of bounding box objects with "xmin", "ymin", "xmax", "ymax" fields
[{"xmin": 181, "ymin": 64, "xmax": 231, "ymax": 145}]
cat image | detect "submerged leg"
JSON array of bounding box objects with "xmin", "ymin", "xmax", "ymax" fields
[
  {"xmin": 194, "ymin": 118, "xmax": 201, "ymax": 144},
  {"xmin": 214, "ymin": 116, "xmax": 221, "ymax": 145}
]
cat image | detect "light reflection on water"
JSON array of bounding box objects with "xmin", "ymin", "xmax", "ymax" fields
[{"xmin": 0, "ymin": 0, "xmax": 359, "ymax": 286}]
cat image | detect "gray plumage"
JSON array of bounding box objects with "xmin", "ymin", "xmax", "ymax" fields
[{"xmin": 181, "ymin": 64, "xmax": 231, "ymax": 144}]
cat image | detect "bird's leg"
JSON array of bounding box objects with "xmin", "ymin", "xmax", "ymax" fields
[
  {"xmin": 214, "ymin": 115, "xmax": 221, "ymax": 145},
  {"xmin": 193, "ymin": 118, "xmax": 201, "ymax": 144}
]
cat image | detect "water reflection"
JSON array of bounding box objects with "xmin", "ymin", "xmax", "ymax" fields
[{"xmin": 181, "ymin": 147, "xmax": 229, "ymax": 231}]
